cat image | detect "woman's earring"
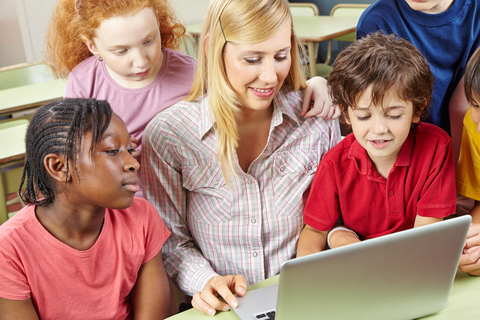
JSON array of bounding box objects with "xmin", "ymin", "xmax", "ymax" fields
[{"xmin": 97, "ymin": 55, "xmax": 103, "ymax": 62}]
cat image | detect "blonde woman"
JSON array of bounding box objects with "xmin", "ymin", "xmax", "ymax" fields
[{"xmin": 142, "ymin": 0, "xmax": 340, "ymax": 315}]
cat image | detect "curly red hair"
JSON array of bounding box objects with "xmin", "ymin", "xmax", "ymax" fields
[{"xmin": 45, "ymin": 0, "xmax": 185, "ymax": 78}]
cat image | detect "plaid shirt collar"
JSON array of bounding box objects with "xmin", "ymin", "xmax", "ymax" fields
[{"xmin": 198, "ymin": 86, "xmax": 303, "ymax": 140}]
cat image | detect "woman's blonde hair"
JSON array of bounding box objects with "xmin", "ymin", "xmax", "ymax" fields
[
  {"xmin": 45, "ymin": 0, "xmax": 185, "ymax": 78},
  {"xmin": 186, "ymin": 0, "xmax": 307, "ymax": 184}
]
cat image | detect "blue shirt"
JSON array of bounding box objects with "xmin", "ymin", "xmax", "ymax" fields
[{"xmin": 357, "ymin": 0, "xmax": 480, "ymax": 134}]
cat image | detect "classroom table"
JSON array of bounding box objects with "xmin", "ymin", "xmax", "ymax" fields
[
  {"xmin": 0, "ymin": 119, "xmax": 29, "ymax": 224},
  {"xmin": 0, "ymin": 78, "xmax": 66, "ymax": 117},
  {"xmin": 0, "ymin": 120, "xmax": 29, "ymax": 165},
  {"xmin": 0, "ymin": 62, "xmax": 66, "ymax": 118},
  {"xmin": 167, "ymin": 269, "xmax": 480, "ymax": 319},
  {"xmin": 186, "ymin": 15, "xmax": 359, "ymax": 77}
]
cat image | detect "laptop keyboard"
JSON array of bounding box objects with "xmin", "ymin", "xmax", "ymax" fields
[{"xmin": 253, "ymin": 309, "xmax": 276, "ymax": 319}]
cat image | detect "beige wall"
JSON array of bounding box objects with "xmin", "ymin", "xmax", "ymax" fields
[
  {"xmin": 0, "ymin": 1, "xmax": 26, "ymax": 67},
  {"xmin": 0, "ymin": 0, "xmax": 209, "ymax": 67},
  {"xmin": 171, "ymin": 0, "xmax": 209, "ymax": 25}
]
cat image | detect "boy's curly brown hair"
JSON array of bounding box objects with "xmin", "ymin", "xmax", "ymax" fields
[{"xmin": 328, "ymin": 32, "xmax": 433, "ymax": 123}]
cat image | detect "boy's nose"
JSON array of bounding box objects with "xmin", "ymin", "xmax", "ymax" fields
[{"xmin": 371, "ymin": 117, "xmax": 388, "ymax": 135}]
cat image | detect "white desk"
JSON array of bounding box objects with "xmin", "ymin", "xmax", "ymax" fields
[
  {"xmin": 0, "ymin": 62, "xmax": 66, "ymax": 117},
  {"xmin": 167, "ymin": 269, "xmax": 480, "ymax": 319}
]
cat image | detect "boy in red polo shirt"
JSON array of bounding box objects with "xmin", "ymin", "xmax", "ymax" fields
[{"xmin": 297, "ymin": 32, "xmax": 457, "ymax": 256}]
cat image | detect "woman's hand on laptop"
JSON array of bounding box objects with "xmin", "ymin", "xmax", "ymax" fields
[
  {"xmin": 192, "ymin": 275, "xmax": 247, "ymax": 316},
  {"xmin": 459, "ymin": 224, "xmax": 480, "ymax": 276}
]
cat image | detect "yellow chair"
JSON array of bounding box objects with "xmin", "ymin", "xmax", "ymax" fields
[
  {"xmin": 0, "ymin": 117, "xmax": 29, "ymax": 225},
  {"xmin": 315, "ymin": 4, "xmax": 370, "ymax": 78},
  {"xmin": 289, "ymin": 2, "xmax": 320, "ymax": 16},
  {"xmin": 178, "ymin": 32, "xmax": 197, "ymax": 59}
]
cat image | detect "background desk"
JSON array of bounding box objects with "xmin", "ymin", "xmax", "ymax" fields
[
  {"xmin": 0, "ymin": 120, "xmax": 28, "ymax": 165},
  {"xmin": 0, "ymin": 62, "xmax": 66, "ymax": 118},
  {"xmin": 167, "ymin": 269, "xmax": 480, "ymax": 319},
  {"xmin": 0, "ymin": 119, "xmax": 29, "ymax": 224},
  {"xmin": 0, "ymin": 78, "xmax": 66, "ymax": 117},
  {"xmin": 186, "ymin": 15, "xmax": 359, "ymax": 77}
]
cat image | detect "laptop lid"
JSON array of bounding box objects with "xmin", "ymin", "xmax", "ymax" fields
[{"xmin": 231, "ymin": 215, "xmax": 471, "ymax": 320}]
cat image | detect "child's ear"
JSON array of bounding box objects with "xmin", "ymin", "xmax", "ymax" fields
[
  {"xmin": 412, "ymin": 114, "xmax": 421, "ymax": 123},
  {"xmin": 344, "ymin": 109, "xmax": 351, "ymax": 125},
  {"xmin": 43, "ymin": 154, "xmax": 71, "ymax": 183},
  {"xmin": 413, "ymin": 100, "xmax": 426, "ymax": 124},
  {"xmin": 82, "ymin": 37, "xmax": 99, "ymax": 56},
  {"xmin": 342, "ymin": 105, "xmax": 352, "ymax": 125}
]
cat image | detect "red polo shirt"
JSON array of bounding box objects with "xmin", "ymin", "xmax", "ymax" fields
[{"xmin": 304, "ymin": 123, "xmax": 456, "ymax": 239}]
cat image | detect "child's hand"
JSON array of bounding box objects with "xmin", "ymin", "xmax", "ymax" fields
[
  {"xmin": 329, "ymin": 229, "xmax": 361, "ymax": 249},
  {"xmin": 301, "ymin": 76, "xmax": 341, "ymax": 120},
  {"xmin": 130, "ymin": 136, "xmax": 141, "ymax": 157},
  {"xmin": 192, "ymin": 275, "xmax": 247, "ymax": 316},
  {"xmin": 459, "ymin": 246, "xmax": 480, "ymax": 276},
  {"xmin": 465, "ymin": 224, "xmax": 480, "ymax": 249},
  {"xmin": 459, "ymin": 224, "xmax": 480, "ymax": 276}
]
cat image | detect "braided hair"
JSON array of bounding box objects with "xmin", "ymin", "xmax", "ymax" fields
[{"xmin": 20, "ymin": 98, "xmax": 112, "ymax": 206}]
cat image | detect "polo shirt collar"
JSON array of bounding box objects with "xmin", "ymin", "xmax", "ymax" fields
[{"xmin": 348, "ymin": 130, "xmax": 414, "ymax": 175}]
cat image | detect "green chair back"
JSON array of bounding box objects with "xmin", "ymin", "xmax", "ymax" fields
[
  {"xmin": 0, "ymin": 63, "xmax": 56, "ymax": 91},
  {"xmin": 331, "ymin": 4, "xmax": 369, "ymax": 42},
  {"xmin": 0, "ymin": 118, "xmax": 29, "ymax": 224},
  {"xmin": 289, "ymin": 3, "xmax": 320, "ymax": 16}
]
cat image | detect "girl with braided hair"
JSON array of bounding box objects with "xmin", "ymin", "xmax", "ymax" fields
[
  {"xmin": 0, "ymin": 98, "xmax": 171, "ymax": 319},
  {"xmin": 45, "ymin": 0, "xmax": 340, "ymax": 196}
]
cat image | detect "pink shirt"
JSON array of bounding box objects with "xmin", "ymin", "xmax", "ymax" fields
[
  {"xmin": 304, "ymin": 123, "xmax": 456, "ymax": 239},
  {"xmin": 0, "ymin": 198, "xmax": 170, "ymax": 320},
  {"xmin": 64, "ymin": 47, "xmax": 196, "ymax": 173}
]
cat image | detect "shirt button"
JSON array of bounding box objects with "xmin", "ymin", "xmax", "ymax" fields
[
  {"xmin": 252, "ymin": 252, "xmax": 258, "ymax": 257},
  {"xmin": 251, "ymin": 218, "xmax": 256, "ymax": 224},
  {"xmin": 307, "ymin": 165, "xmax": 312, "ymax": 170},
  {"xmin": 389, "ymin": 191, "xmax": 394, "ymax": 196},
  {"xmin": 247, "ymin": 179, "xmax": 253, "ymax": 184},
  {"xmin": 279, "ymin": 166, "xmax": 285, "ymax": 172}
]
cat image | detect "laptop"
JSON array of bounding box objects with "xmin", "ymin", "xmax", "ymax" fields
[{"xmin": 231, "ymin": 215, "xmax": 471, "ymax": 320}]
